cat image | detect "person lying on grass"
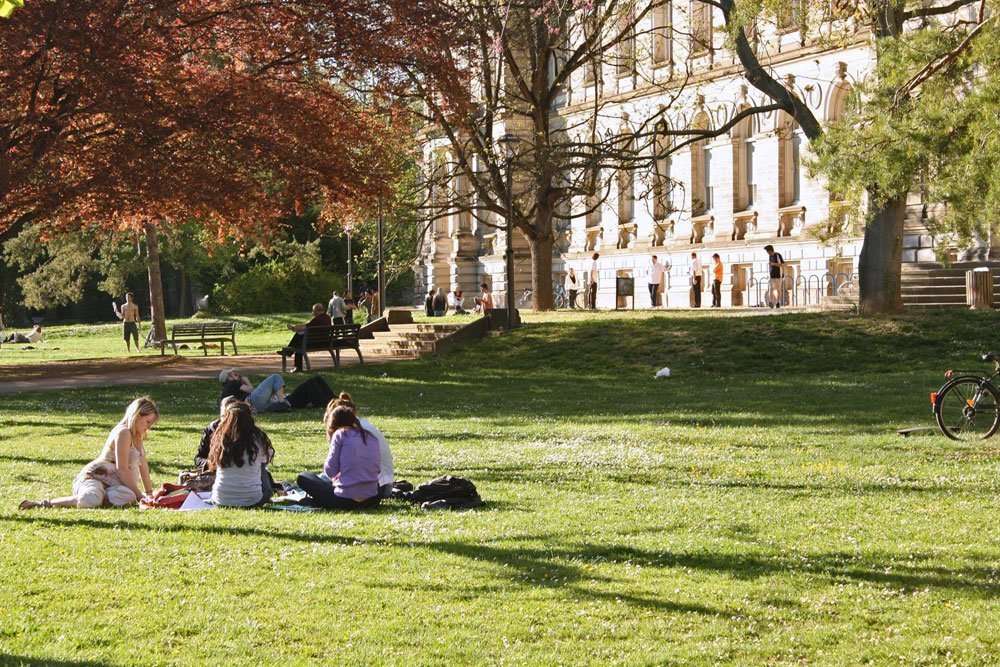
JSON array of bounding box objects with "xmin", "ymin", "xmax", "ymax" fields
[
  {"xmin": 2, "ymin": 324, "xmax": 43, "ymax": 344},
  {"xmin": 297, "ymin": 405, "xmax": 381, "ymax": 510},
  {"xmin": 19, "ymin": 397, "xmax": 159, "ymax": 510},
  {"xmin": 208, "ymin": 401, "xmax": 275, "ymax": 508},
  {"xmin": 326, "ymin": 392, "xmax": 394, "ymax": 498},
  {"xmin": 219, "ymin": 369, "xmax": 291, "ymax": 414}
]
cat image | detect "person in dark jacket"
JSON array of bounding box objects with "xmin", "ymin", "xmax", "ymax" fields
[
  {"xmin": 284, "ymin": 303, "xmax": 333, "ymax": 372},
  {"xmin": 425, "ymin": 289, "xmax": 435, "ymax": 317},
  {"xmin": 432, "ymin": 288, "xmax": 448, "ymax": 316}
]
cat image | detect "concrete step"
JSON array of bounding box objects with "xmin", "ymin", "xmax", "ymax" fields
[
  {"xmin": 372, "ymin": 331, "xmax": 443, "ymax": 341},
  {"xmin": 902, "ymin": 294, "xmax": 968, "ymax": 305}
]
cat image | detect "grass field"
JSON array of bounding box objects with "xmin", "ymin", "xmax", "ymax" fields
[
  {"xmin": 3, "ymin": 309, "xmax": 1000, "ymax": 665},
  {"xmin": 0, "ymin": 313, "xmax": 309, "ymax": 365}
]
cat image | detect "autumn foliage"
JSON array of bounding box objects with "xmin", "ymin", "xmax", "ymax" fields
[{"xmin": 0, "ymin": 0, "xmax": 453, "ymax": 241}]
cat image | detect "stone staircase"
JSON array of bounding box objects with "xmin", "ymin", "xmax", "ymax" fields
[
  {"xmin": 901, "ymin": 262, "xmax": 1000, "ymax": 309},
  {"xmin": 360, "ymin": 322, "xmax": 468, "ymax": 359}
]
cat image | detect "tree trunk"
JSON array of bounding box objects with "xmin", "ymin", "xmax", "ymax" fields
[
  {"xmin": 144, "ymin": 222, "xmax": 168, "ymax": 342},
  {"xmin": 858, "ymin": 194, "xmax": 907, "ymax": 315},
  {"xmin": 529, "ymin": 235, "xmax": 554, "ymax": 311}
]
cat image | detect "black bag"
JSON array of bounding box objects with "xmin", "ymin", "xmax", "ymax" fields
[
  {"xmin": 286, "ymin": 376, "xmax": 336, "ymax": 409},
  {"xmin": 404, "ymin": 475, "xmax": 480, "ymax": 504}
]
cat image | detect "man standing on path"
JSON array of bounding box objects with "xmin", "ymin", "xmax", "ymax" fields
[
  {"xmin": 689, "ymin": 253, "xmax": 703, "ymax": 308},
  {"xmin": 764, "ymin": 245, "xmax": 785, "ymax": 308},
  {"xmin": 117, "ymin": 292, "xmax": 141, "ymax": 353},
  {"xmin": 327, "ymin": 290, "xmax": 346, "ymax": 325},
  {"xmin": 589, "ymin": 252, "xmax": 600, "ymax": 310},
  {"xmin": 711, "ymin": 254, "xmax": 724, "ymax": 308},
  {"xmin": 648, "ymin": 255, "xmax": 667, "ymax": 308}
]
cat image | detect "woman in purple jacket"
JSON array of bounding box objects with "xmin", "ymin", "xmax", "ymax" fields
[{"xmin": 297, "ymin": 405, "xmax": 381, "ymax": 509}]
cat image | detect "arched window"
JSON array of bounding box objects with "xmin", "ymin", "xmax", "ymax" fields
[
  {"xmin": 689, "ymin": 110, "xmax": 712, "ymax": 216},
  {"xmin": 777, "ymin": 112, "xmax": 801, "ymax": 208},
  {"xmin": 617, "ymin": 132, "xmax": 635, "ymax": 223},
  {"xmin": 731, "ymin": 110, "xmax": 756, "ymax": 211},
  {"xmin": 690, "ymin": 1, "xmax": 712, "ymax": 55}
]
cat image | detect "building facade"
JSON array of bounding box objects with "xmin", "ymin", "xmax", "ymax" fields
[{"xmin": 415, "ymin": 4, "xmax": 973, "ymax": 310}]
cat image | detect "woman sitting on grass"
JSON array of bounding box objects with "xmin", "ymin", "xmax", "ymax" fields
[
  {"xmin": 297, "ymin": 405, "xmax": 381, "ymax": 510},
  {"xmin": 19, "ymin": 397, "xmax": 159, "ymax": 510},
  {"xmin": 208, "ymin": 401, "xmax": 275, "ymax": 508},
  {"xmin": 326, "ymin": 392, "xmax": 394, "ymax": 498}
]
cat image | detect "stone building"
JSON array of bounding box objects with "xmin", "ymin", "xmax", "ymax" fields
[{"xmin": 416, "ymin": 3, "xmax": 993, "ymax": 310}]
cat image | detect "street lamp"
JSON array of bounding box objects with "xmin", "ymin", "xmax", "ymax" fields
[
  {"xmin": 497, "ymin": 132, "xmax": 521, "ymax": 330},
  {"xmin": 376, "ymin": 199, "xmax": 385, "ymax": 320},
  {"xmin": 344, "ymin": 224, "xmax": 353, "ymax": 296}
]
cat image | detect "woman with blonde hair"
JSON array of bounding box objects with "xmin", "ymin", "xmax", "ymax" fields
[{"xmin": 19, "ymin": 397, "xmax": 159, "ymax": 509}]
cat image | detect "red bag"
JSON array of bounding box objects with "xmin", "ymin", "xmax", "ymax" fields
[{"xmin": 140, "ymin": 483, "xmax": 191, "ymax": 510}]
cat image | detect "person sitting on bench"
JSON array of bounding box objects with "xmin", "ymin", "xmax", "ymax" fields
[
  {"xmin": 219, "ymin": 369, "xmax": 290, "ymax": 414},
  {"xmin": 3, "ymin": 324, "xmax": 43, "ymax": 344},
  {"xmin": 284, "ymin": 303, "xmax": 333, "ymax": 373}
]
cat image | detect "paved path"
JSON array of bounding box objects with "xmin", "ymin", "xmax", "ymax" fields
[{"xmin": 0, "ymin": 351, "xmax": 401, "ymax": 395}]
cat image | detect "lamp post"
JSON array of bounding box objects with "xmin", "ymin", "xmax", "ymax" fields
[
  {"xmin": 345, "ymin": 226, "xmax": 353, "ymax": 296},
  {"xmin": 497, "ymin": 132, "xmax": 521, "ymax": 330},
  {"xmin": 376, "ymin": 200, "xmax": 385, "ymax": 319}
]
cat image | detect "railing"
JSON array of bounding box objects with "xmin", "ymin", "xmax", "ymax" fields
[{"xmin": 742, "ymin": 271, "xmax": 856, "ymax": 308}]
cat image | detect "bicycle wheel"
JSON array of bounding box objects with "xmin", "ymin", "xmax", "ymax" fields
[{"xmin": 934, "ymin": 378, "xmax": 1000, "ymax": 441}]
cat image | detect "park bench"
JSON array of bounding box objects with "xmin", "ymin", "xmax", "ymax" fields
[
  {"xmin": 278, "ymin": 324, "xmax": 364, "ymax": 372},
  {"xmin": 161, "ymin": 322, "xmax": 238, "ymax": 356}
]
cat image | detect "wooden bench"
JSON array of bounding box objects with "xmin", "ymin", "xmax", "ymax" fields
[
  {"xmin": 161, "ymin": 322, "xmax": 238, "ymax": 356},
  {"xmin": 278, "ymin": 324, "xmax": 364, "ymax": 372}
]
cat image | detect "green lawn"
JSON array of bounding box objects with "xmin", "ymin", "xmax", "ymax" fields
[
  {"xmin": 3, "ymin": 309, "xmax": 1000, "ymax": 665},
  {"xmin": 0, "ymin": 313, "xmax": 311, "ymax": 365}
]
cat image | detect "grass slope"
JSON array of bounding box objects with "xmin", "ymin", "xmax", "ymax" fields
[{"xmin": 2, "ymin": 309, "xmax": 1000, "ymax": 665}]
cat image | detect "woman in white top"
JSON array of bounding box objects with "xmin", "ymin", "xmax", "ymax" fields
[
  {"xmin": 208, "ymin": 401, "xmax": 275, "ymax": 507},
  {"xmin": 324, "ymin": 392, "xmax": 394, "ymax": 497},
  {"xmin": 19, "ymin": 397, "xmax": 158, "ymax": 509},
  {"xmin": 564, "ymin": 268, "xmax": 579, "ymax": 309}
]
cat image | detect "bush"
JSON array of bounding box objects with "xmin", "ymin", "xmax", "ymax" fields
[{"xmin": 209, "ymin": 262, "xmax": 343, "ymax": 315}]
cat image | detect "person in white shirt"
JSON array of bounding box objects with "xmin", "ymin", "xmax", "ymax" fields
[
  {"xmin": 689, "ymin": 252, "xmax": 703, "ymax": 308},
  {"xmin": 588, "ymin": 253, "xmax": 600, "ymax": 309},
  {"xmin": 3, "ymin": 324, "xmax": 43, "ymax": 344},
  {"xmin": 648, "ymin": 255, "xmax": 667, "ymax": 308},
  {"xmin": 327, "ymin": 290, "xmax": 346, "ymax": 325},
  {"xmin": 564, "ymin": 268, "xmax": 579, "ymax": 309}
]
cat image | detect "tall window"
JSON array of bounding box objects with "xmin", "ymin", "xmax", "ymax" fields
[
  {"xmin": 690, "ymin": 1, "xmax": 712, "ymax": 54},
  {"xmin": 616, "ymin": 7, "xmax": 636, "ymax": 78},
  {"xmin": 791, "ymin": 131, "xmax": 801, "ymax": 203},
  {"xmin": 778, "ymin": 0, "xmax": 804, "ymax": 31},
  {"xmin": 778, "ymin": 113, "xmax": 802, "ymax": 207},
  {"xmin": 652, "ymin": 1, "xmax": 673, "ymax": 65},
  {"xmin": 703, "ymin": 144, "xmax": 713, "ymax": 211},
  {"xmin": 746, "ymin": 141, "xmax": 756, "ymax": 206},
  {"xmin": 586, "ymin": 168, "xmax": 602, "ymax": 227},
  {"xmin": 653, "ymin": 121, "xmax": 673, "ymax": 219},
  {"xmin": 618, "ymin": 132, "xmax": 635, "ymax": 221}
]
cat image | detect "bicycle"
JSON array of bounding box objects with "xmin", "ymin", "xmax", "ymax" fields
[
  {"xmin": 931, "ymin": 352, "xmax": 1000, "ymax": 441},
  {"xmin": 519, "ymin": 285, "xmax": 572, "ymax": 309}
]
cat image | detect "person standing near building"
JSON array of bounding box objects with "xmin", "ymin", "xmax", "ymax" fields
[
  {"xmin": 648, "ymin": 255, "xmax": 667, "ymax": 308},
  {"xmin": 117, "ymin": 292, "xmax": 141, "ymax": 353},
  {"xmin": 564, "ymin": 268, "xmax": 579, "ymax": 309},
  {"xmin": 479, "ymin": 283, "xmax": 494, "ymax": 314},
  {"xmin": 689, "ymin": 253, "xmax": 703, "ymax": 308},
  {"xmin": 764, "ymin": 245, "xmax": 786, "ymax": 308},
  {"xmin": 711, "ymin": 253, "xmax": 724, "ymax": 308},
  {"xmin": 588, "ymin": 253, "xmax": 600, "ymax": 309},
  {"xmin": 327, "ymin": 290, "xmax": 346, "ymax": 325}
]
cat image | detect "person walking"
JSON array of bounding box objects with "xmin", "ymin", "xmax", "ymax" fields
[
  {"xmin": 711, "ymin": 253, "xmax": 724, "ymax": 308},
  {"xmin": 689, "ymin": 253, "xmax": 703, "ymax": 308},
  {"xmin": 648, "ymin": 255, "xmax": 667, "ymax": 308},
  {"xmin": 116, "ymin": 292, "xmax": 141, "ymax": 353},
  {"xmin": 327, "ymin": 290, "xmax": 346, "ymax": 325},
  {"xmin": 588, "ymin": 253, "xmax": 600, "ymax": 310},
  {"xmin": 764, "ymin": 245, "xmax": 786, "ymax": 308},
  {"xmin": 564, "ymin": 268, "xmax": 579, "ymax": 309}
]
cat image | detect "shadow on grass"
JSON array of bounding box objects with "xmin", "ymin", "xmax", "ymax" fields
[
  {"xmin": 5, "ymin": 514, "xmax": 998, "ymax": 603},
  {"xmin": 0, "ymin": 655, "xmax": 113, "ymax": 667},
  {"xmin": 0, "ymin": 455, "xmax": 175, "ymax": 476}
]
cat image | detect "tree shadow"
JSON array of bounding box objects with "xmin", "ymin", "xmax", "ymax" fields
[{"xmin": 0, "ymin": 655, "xmax": 113, "ymax": 667}]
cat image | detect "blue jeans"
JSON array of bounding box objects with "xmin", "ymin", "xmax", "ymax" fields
[{"xmin": 249, "ymin": 374, "xmax": 286, "ymax": 413}]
